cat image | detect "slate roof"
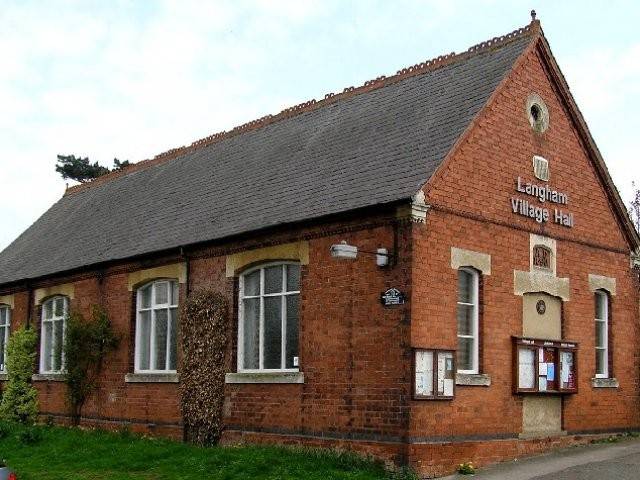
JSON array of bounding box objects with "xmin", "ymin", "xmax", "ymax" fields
[{"xmin": 0, "ymin": 27, "xmax": 535, "ymax": 286}]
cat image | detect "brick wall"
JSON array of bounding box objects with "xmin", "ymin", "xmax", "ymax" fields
[
  {"xmin": 1, "ymin": 210, "xmax": 413, "ymax": 461},
  {"xmin": 407, "ymin": 39, "xmax": 640, "ymax": 476}
]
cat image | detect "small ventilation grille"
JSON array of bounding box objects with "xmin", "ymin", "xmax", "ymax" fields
[{"xmin": 532, "ymin": 155, "xmax": 549, "ymax": 181}]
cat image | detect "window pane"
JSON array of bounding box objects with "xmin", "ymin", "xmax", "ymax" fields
[
  {"xmin": 457, "ymin": 337, "xmax": 474, "ymax": 371},
  {"xmin": 285, "ymin": 295, "xmax": 299, "ymax": 369},
  {"xmin": 44, "ymin": 300, "xmax": 53, "ymax": 320},
  {"xmin": 155, "ymin": 282, "xmax": 169, "ymax": 305},
  {"xmin": 0, "ymin": 308, "xmax": 5, "ymax": 325},
  {"xmin": 139, "ymin": 310, "xmax": 151, "ymax": 370},
  {"xmin": 242, "ymin": 298, "xmax": 260, "ymax": 370},
  {"xmin": 43, "ymin": 322, "xmax": 53, "ymax": 372},
  {"xmin": 457, "ymin": 304, "xmax": 474, "ymax": 336},
  {"xmin": 595, "ymin": 293, "xmax": 607, "ymax": 320},
  {"xmin": 263, "ymin": 297, "xmax": 282, "ymax": 369},
  {"xmin": 140, "ymin": 285, "xmax": 152, "ymax": 309},
  {"xmin": 243, "ymin": 271, "xmax": 260, "ymax": 297},
  {"xmin": 54, "ymin": 298, "xmax": 65, "ymax": 317},
  {"xmin": 264, "ymin": 266, "xmax": 283, "ymax": 294},
  {"xmin": 457, "ymin": 270, "xmax": 474, "ymax": 303},
  {"xmin": 286, "ymin": 265, "xmax": 300, "ymax": 292},
  {"xmin": 168, "ymin": 308, "xmax": 177, "ymax": 371},
  {"xmin": 170, "ymin": 282, "xmax": 179, "ymax": 306},
  {"xmin": 53, "ymin": 320, "xmax": 64, "ymax": 371},
  {"xmin": 595, "ymin": 321, "xmax": 606, "ymax": 348},
  {"xmin": 155, "ymin": 309, "xmax": 168, "ymax": 370},
  {"xmin": 596, "ymin": 349, "xmax": 606, "ymax": 375}
]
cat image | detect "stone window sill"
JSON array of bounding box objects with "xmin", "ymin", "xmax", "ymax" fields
[
  {"xmin": 125, "ymin": 373, "xmax": 179, "ymax": 384},
  {"xmin": 225, "ymin": 372, "xmax": 304, "ymax": 384},
  {"xmin": 592, "ymin": 377, "xmax": 619, "ymax": 388},
  {"xmin": 0, "ymin": 373, "xmax": 7, "ymax": 381},
  {"xmin": 456, "ymin": 373, "xmax": 491, "ymax": 387},
  {"xmin": 32, "ymin": 373, "xmax": 65, "ymax": 382}
]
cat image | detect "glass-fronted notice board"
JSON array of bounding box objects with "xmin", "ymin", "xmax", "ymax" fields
[
  {"xmin": 513, "ymin": 337, "xmax": 577, "ymax": 394},
  {"xmin": 413, "ymin": 349, "xmax": 455, "ymax": 400}
]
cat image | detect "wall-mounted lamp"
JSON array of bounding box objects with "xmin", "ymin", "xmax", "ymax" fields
[
  {"xmin": 329, "ymin": 241, "xmax": 358, "ymax": 259},
  {"xmin": 330, "ymin": 241, "xmax": 393, "ymax": 267}
]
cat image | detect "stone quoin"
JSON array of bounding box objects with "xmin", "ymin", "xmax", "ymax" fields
[{"xmin": 0, "ymin": 16, "xmax": 639, "ymax": 478}]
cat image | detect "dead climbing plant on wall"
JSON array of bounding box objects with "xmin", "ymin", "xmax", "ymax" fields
[{"xmin": 179, "ymin": 288, "xmax": 229, "ymax": 446}]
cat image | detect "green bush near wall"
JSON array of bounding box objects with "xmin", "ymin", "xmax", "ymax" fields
[{"xmin": 0, "ymin": 327, "xmax": 39, "ymax": 424}]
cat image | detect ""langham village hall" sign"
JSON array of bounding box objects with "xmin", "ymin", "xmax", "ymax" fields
[{"xmin": 511, "ymin": 176, "xmax": 574, "ymax": 227}]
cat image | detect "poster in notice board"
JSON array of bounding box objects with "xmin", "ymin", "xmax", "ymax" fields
[
  {"xmin": 560, "ymin": 350, "xmax": 576, "ymax": 390},
  {"xmin": 518, "ymin": 348, "xmax": 536, "ymax": 389}
]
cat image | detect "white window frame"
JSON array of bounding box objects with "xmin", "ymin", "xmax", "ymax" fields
[
  {"xmin": 238, "ymin": 262, "xmax": 300, "ymax": 373},
  {"xmin": 39, "ymin": 296, "xmax": 68, "ymax": 374},
  {"xmin": 456, "ymin": 267, "xmax": 479, "ymax": 374},
  {"xmin": 135, "ymin": 279, "xmax": 179, "ymax": 374},
  {"xmin": 0, "ymin": 304, "xmax": 10, "ymax": 372},
  {"xmin": 595, "ymin": 290, "xmax": 609, "ymax": 379}
]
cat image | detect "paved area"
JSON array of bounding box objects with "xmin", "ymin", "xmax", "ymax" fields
[{"xmin": 442, "ymin": 438, "xmax": 640, "ymax": 479}]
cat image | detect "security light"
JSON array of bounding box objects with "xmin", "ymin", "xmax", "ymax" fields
[
  {"xmin": 330, "ymin": 241, "xmax": 358, "ymax": 259},
  {"xmin": 376, "ymin": 248, "xmax": 389, "ymax": 267}
]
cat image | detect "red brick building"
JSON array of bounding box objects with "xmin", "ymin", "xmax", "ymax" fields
[{"xmin": 0, "ymin": 19, "xmax": 639, "ymax": 477}]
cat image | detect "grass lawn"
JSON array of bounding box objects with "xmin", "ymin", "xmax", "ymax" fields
[{"xmin": 0, "ymin": 422, "xmax": 415, "ymax": 480}]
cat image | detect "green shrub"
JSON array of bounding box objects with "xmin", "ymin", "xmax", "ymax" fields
[
  {"xmin": 17, "ymin": 426, "xmax": 43, "ymax": 445},
  {"xmin": 458, "ymin": 461, "xmax": 475, "ymax": 474},
  {"xmin": 0, "ymin": 327, "xmax": 38, "ymax": 424},
  {"xmin": 0, "ymin": 421, "xmax": 11, "ymax": 439},
  {"xmin": 63, "ymin": 306, "xmax": 119, "ymax": 425}
]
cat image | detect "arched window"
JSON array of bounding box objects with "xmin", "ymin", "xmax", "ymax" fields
[
  {"xmin": 239, "ymin": 262, "xmax": 300, "ymax": 372},
  {"xmin": 135, "ymin": 279, "xmax": 179, "ymax": 373},
  {"xmin": 457, "ymin": 268, "xmax": 479, "ymax": 374},
  {"xmin": 0, "ymin": 304, "xmax": 10, "ymax": 372},
  {"xmin": 595, "ymin": 290, "xmax": 610, "ymax": 378},
  {"xmin": 40, "ymin": 296, "xmax": 68, "ymax": 373}
]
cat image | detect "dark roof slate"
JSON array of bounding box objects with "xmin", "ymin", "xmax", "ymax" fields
[{"xmin": 0, "ymin": 32, "xmax": 532, "ymax": 286}]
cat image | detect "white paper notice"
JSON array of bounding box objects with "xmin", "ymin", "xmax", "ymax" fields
[
  {"xmin": 443, "ymin": 379, "xmax": 454, "ymax": 397},
  {"xmin": 560, "ymin": 351, "xmax": 571, "ymax": 384},
  {"xmin": 415, "ymin": 351, "xmax": 433, "ymax": 396},
  {"xmin": 539, "ymin": 362, "xmax": 547, "ymax": 376},
  {"xmin": 518, "ymin": 348, "xmax": 535, "ymax": 389},
  {"xmin": 538, "ymin": 376, "xmax": 547, "ymax": 391},
  {"xmin": 437, "ymin": 354, "xmax": 446, "ymax": 395}
]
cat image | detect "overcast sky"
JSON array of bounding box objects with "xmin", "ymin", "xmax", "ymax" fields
[{"xmin": 1, "ymin": 0, "xmax": 638, "ymax": 251}]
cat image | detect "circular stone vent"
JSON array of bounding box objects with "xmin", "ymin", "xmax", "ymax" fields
[{"xmin": 526, "ymin": 93, "xmax": 549, "ymax": 133}]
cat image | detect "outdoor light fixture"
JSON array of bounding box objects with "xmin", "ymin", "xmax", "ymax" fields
[
  {"xmin": 329, "ymin": 241, "xmax": 358, "ymax": 259},
  {"xmin": 330, "ymin": 241, "xmax": 393, "ymax": 267}
]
